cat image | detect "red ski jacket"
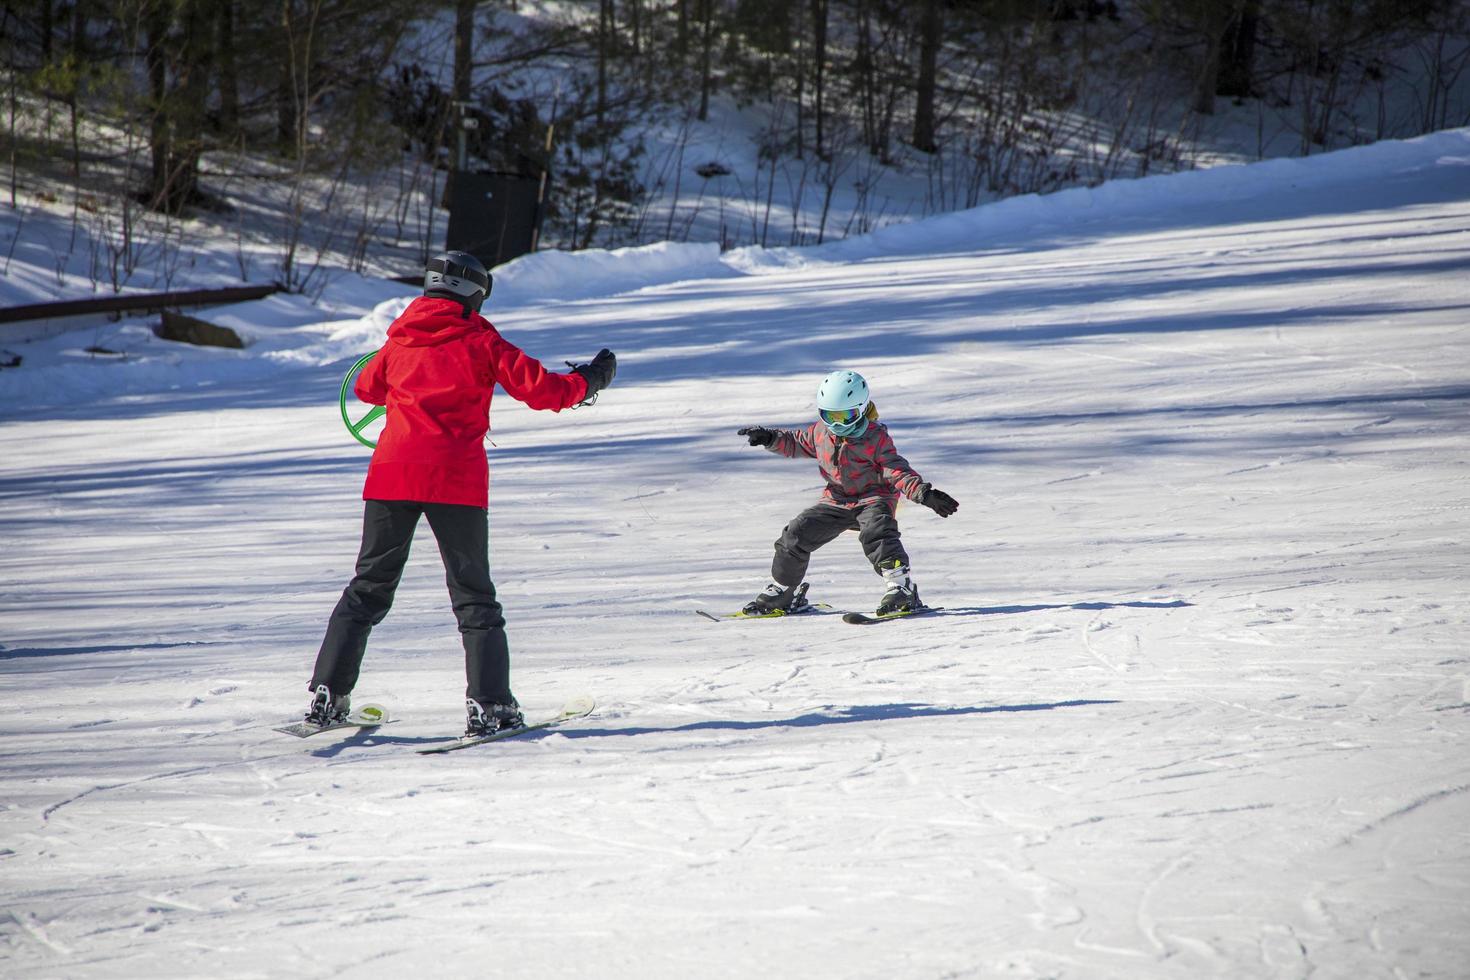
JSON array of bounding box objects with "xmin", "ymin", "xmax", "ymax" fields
[
  {"xmin": 354, "ymin": 296, "xmax": 589, "ymax": 508},
  {"xmin": 766, "ymin": 421, "xmax": 926, "ymax": 509}
]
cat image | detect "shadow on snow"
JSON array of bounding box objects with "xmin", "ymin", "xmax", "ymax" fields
[
  {"xmin": 0, "ymin": 640, "xmax": 216, "ymax": 660},
  {"xmin": 326, "ymin": 699, "xmax": 1122, "ymax": 755},
  {"xmin": 939, "ymin": 599, "xmax": 1193, "ymax": 616},
  {"xmin": 559, "ymin": 698, "xmax": 1120, "ymax": 739}
]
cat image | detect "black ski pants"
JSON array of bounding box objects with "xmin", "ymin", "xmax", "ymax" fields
[
  {"xmin": 771, "ymin": 501, "xmax": 909, "ymax": 586},
  {"xmin": 309, "ymin": 500, "xmax": 513, "ymax": 705}
]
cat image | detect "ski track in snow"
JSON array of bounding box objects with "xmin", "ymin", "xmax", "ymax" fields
[{"xmin": 2, "ymin": 134, "xmax": 1470, "ymax": 977}]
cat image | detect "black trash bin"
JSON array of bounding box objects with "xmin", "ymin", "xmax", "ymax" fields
[{"xmin": 445, "ymin": 172, "xmax": 543, "ymax": 270}]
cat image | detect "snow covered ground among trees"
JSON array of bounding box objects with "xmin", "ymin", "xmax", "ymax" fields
[{"xmin": 2, "ymin": 130, "xmax": 1469, "ymax": 978}]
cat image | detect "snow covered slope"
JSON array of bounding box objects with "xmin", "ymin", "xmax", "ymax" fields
[{"xmin": 2, "ymin": 131, "xmax": 1468, "ymax": 978}]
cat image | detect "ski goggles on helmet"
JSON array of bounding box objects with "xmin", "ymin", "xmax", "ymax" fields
[
  {"xmin": 426, "ymin": 255, "xmax": 490, "ymax": 291},
  {"xmin": 820, "ymin": 406, "xmax": 863, "ymax": 427}
]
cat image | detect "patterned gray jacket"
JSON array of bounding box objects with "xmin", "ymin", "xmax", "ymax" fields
[{"xmin": 766, "ymin": 421, "xmax": 927, "ymax": 509}]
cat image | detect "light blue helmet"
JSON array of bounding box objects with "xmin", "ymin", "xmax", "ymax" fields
[{"xmin": 816, "ymin": 369, "xmax": 871, "ymax": 437}]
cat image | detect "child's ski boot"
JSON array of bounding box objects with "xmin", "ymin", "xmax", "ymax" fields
[
  {"xmin": 304, "ymin": 684, "xmax": 351, "ymax": 726},
  {"xmin": 466, "ymin": 698, "xmax": 525, "ymax": 736},
  {"xmin": 742, "ymin": 581, "xmax": 810, "ymax": 616},
  {"xmin": 876, "ymin": 563, "xmax": 920, "ymax": 616}
]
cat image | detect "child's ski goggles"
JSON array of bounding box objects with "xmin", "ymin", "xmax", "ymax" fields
[{"xmin": 820, "ymin": 406, "xmax": 863, "ymax": 427}]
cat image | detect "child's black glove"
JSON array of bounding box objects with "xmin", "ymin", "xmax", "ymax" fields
[
  {"xmin": 919, "ymin": 485, "xmax": 958, "ymax": 518},
  {"xmin": 571, "ymin": 349, "xmax": 617, "ymax": 403},
  {"xmin": 738, "ymin": 426, "xmax": 776, "ymax": 447}
]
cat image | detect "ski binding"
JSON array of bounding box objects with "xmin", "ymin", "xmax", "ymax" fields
[
  {"xmin": 696, "ymin": 582, "xmax": 833, "ymax": 621},
  {"xmin": 274, "ymin": 702, "xmax": 391, "ymax": 738},
  {"xmin": 419, "ymin": 695, "xmax": 596, "ymax": 754}
]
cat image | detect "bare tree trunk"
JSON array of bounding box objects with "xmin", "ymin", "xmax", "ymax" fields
[
  {"xmin": 277, "ymin": 70, "xmax": 297, "ymax": 148},
  {"xmin": 1298, "ymin": 35, "xmax": 1317, "ymax": 155},
  {"xmin": 39, "ymin": 0, "xmax": 53, "ymax": 62},
  {"xmin": 454, "ymin": 0, "xmax": 474, "ymax": 174},
  {"xmin": 794, "ymin": 0, "xmax": 805, "ymax": 158},
  {"xmin": 70, "ymin": 5, "xmax": 85, "ymax": 61},
  {"xmin": 1192, "ymin": 3, "xmax": 1228, "ymax": 116},
  {"xmin": 811, "ymin": 0, "xmax": 827, "ymax": 158},
  {"xmin": 855, "ymin": 0, "xmax": 877, "ymax": 153},
  {"xmin": 697, "ymin": 0, "xmax": 713, "ymax": 121},
  {"xmin": 276, "ymin": 0, "xmax": 298, "ymax": 151},
  {"xmin": 598, "ymin": 0, "xmax": 611, "ymax": 129},
  {"xmin": 169, "ymin": 0, "xmax": 210, "ymax": 208},
  {"xmin": 217, "ymin": 0, "xmax": 240, "ymax": 136},
  {"xmin": 146, "ymin": 2, "xmax": 170, "ymax": 204},
  {"xmin": 1218, "ymin": 0, "xmax": 1259, "ymax": 99},
  {"xmin": 279, "ymin": 0, "xmax": 326, "ymax": 287},
  {"xmin": 1313, "ymin": 49, "xmax": 1345, "ymax": 146},
  {"xmin": 912, "ymin": 0, "xmax": 940, "ymax": 153},
  {"xmin": 7, "ymin": 53, "xmax": 17, "ymax": 208},
  {"xmin": 66, "ymin": 50, "xmax": 81, "ymax": 249},
  {"xmin": 455, "ymin": 0, "xmax": 474, "ymax": 104}
]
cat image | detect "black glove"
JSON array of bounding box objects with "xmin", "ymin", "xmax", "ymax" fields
[
  {"xmin": 572, "ymin": 349, "xmax": 617, "ymax": 401},
  {"xmin": 919, "ymin": 485, "xmax": 958, "ymax": 518},
  {"xmin": 738, "ymin": 426, "xmax": 776, "ymax": 448}
]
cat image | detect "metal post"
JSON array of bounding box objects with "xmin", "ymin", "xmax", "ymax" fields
[
  {"xmin": 453, "ymin": 100, "xmax": 476, "ymax": 173},
  {"xmin": 530, "ymin": 94, "xmax": 559, "ymax": 253}
]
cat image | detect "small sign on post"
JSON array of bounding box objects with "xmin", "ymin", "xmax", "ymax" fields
[{"xmin": 445, "ymin": 172, "xmax": 544, "ymax": 270}]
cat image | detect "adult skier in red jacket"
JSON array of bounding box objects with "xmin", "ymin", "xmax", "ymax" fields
[{"xmin": 303, "ymin": 251, "xmax": 617, "ymax": 736}]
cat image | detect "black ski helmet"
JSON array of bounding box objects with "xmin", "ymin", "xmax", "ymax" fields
[{"xmin": 424, "ymin": 250, "xmax": 492, "ymax": 313}]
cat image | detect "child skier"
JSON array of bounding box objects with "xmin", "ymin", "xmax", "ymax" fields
[
  {"xmin": 302, "ymin": 250, "xmax": 617, "ymax": 735},
  {"xmin": 737, "ymin": 369, "xmax": 958, "ymax": 616}
]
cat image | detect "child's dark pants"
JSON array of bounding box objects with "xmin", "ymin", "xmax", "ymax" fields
[
  {"xmin": 771, "ymin": 501, "xmax": 909, "ymax": 586},
  {"xmin": 310, "ymin": 500, "xmax": 513, "ymax": 705}
]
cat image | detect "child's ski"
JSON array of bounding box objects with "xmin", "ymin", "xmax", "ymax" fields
[
  {"xmin": 696, "ymin": 603, "xmax": 834, "ymax": 622},
  {"xmin": 697, "ymin": 582, "xmax": 836, "ymax": 621},
  {"xmin": 842, "ymin": 606, "xmax": 944, "ymax": 625},
  {"xmin": 418, "ymin": 696, "xmax": 596, "ymax": 754},
  {"xmin": 274, "ymin": 703, "xmax": 391, "ymax": 738}
]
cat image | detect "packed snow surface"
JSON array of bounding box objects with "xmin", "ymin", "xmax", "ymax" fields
[{"xmin": 3, "ymin": 131, "xmax": 1469, "ymax": 978}]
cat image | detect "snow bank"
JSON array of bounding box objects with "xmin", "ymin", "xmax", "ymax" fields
[
  {"xmin": 480, "ymin": 127, "xmax": 1469, "ymax": 295},
  {"xmin": 791, "ymin": 127, "xmax": 1470, "ymax": 264},
  {"xmin": 4, "ymin": 128, "xmax": 1466, "ymax": 415},
  {"xmin": 490, "ymin": 240, "xmax": 733, "ymax": 307}
]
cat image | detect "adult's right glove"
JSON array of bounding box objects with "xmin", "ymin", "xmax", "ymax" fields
[
  {"xmin": 738, "ymin": 426, "xmax": 776, "ymax": 448},
  {"xmin": 572, "ymin": 348, "xmax": 617, "ymax": 403},
  {"xmin": 919, "ymin": 485, "xmax": 958, "ymax": 518}
]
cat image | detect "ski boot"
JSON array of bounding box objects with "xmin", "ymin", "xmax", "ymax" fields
[
  {"xmin": 875, "ymin": 562, "xmax": 920, "ymax": 616},
  {"xmin": 304, "ymin": 684, "xmax": 351, "ymax": 726},
  {"xmin": 742, "ymin": 581, "xmax": 809, "ymax": 616},
  {"xmin": 466, "ymin": 698, "xmax": 524, "ymax": 737}
]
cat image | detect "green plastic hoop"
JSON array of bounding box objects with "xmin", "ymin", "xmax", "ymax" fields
[{"xmin": 340, "ymin": 351, "xmax": 385, "ymax": 449}]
